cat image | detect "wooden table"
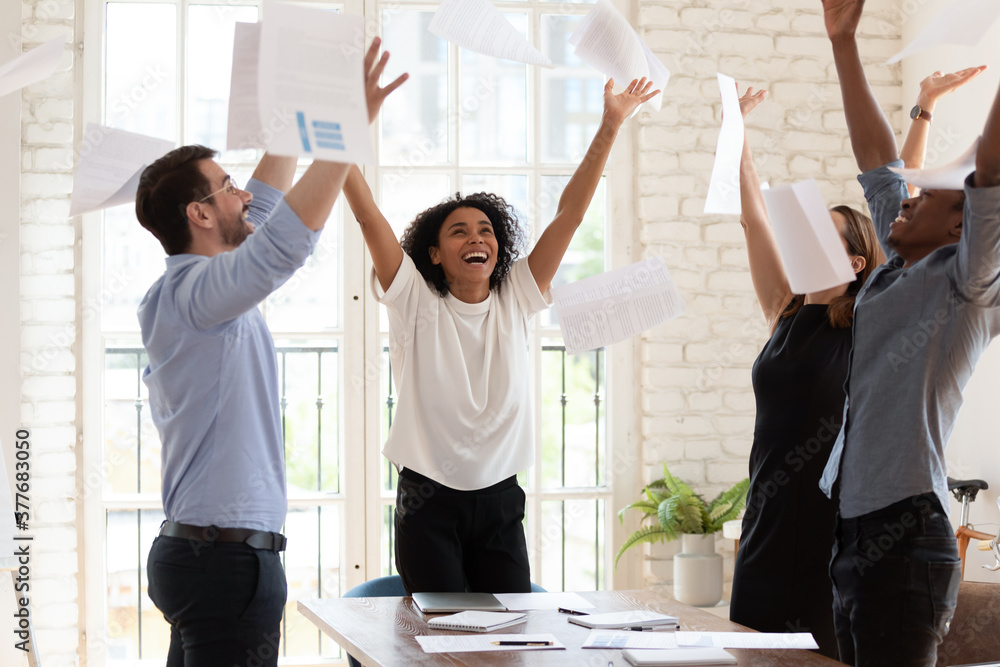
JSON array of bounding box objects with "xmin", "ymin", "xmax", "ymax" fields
[{"xmin": 297, "ymin": 590, "xmax": 845, "ymax": 666}]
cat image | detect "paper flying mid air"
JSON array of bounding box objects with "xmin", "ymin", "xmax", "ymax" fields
[
  {"xmin": 761, "ymin": 179, "xmax": 857, "ymax": 295},
  {"xmin": 70, "ymin": 124, "xmax": 175, "ymax": 217},
  {"xmin": 887, "ymin": 0, "xmax": 1000, "ymax": 64},
  {"xmin": 226, "ymin": 22, "xmax": 266, "ymax": 151},
  {"xmin": 429, "ymin": 0, "xmax": 553, "ymax": 68},
  {"xmin": 256, "ymin": 3, "xmax": 374, "ymax": 163},
  {"xmin": 551, "ymin": 257, "xmax": 685, "ymax": 355},
  {"xmin": 569, "ymin": 0, "xmax": 669, "ymax": 112},
  {"xmin": 0, "ymin": 36, "xmax": 67, "ymax": 99},
  {"xmin": 704, "ymin": 73, "xmax": 745, "ymax": 215},
  {"xmin": 889, "ymin": 137, "xmax": 979, "ymax": 190}
]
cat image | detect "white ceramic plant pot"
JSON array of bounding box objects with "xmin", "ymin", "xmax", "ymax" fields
[{"xmin": 673, "ymin": 533, "xmax": 723, "ymax": 607}]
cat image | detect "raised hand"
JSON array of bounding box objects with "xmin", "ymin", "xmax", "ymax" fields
[
  {"xmin": 739, "ymin": 86, "xmax": 768, "ymax": 119},
  {"xmin": 364, "ymin": 37, "xmax": 408, "ymax": 124},
  {"xmin": 822, "ymin": 0, "xmax": 865, "ymax": 41},
  {"xmin": 602, "ymin": 77, "xmax": 660, "ymax": 127},
  {"xmin": 917, "ymin": 66, "xmax": 988, "ymax": 110}
]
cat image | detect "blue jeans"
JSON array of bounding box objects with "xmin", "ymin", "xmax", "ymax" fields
[
  {"xmin": 147, "ymin": 535, "xmax": 287, "ymax": 667},
  {"xmin": 830, "ymin": 493, "xmax": 960, "ymax": 667}
]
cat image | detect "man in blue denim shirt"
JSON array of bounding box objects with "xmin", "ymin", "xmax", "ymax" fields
[
  {"xmin": 139, "ymin": 41, "xmax": 405, "ymax": 667},
  {"xmin": 817, "ymin": 2, "xmax": 1000, "ymax": 666}
]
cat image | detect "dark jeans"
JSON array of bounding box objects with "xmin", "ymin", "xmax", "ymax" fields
[
  {"xmin": 394, "ymin": 468, "xmax": 531, "ymax": 594},
  {"xmin": 830, "ymin": 493, "xmax": 961, "ymax": 667},
  {"xmin": 147, "ymin": 535, "xmax": 287, "ymax": 667}
]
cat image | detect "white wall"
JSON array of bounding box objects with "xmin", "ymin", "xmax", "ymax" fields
[{"xmin": 901, "ymin": 0, "xmax": 1000, "ymax": 581}]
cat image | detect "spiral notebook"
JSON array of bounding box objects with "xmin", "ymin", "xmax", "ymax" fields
[{"xmin": 426, "ymin": 611, "xmax": 527, "ymax": 632}]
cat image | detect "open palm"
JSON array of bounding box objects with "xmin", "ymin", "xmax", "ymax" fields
[
  {"xmin": 603, "ymin": 77, "xmax": 660, "ymax": 126},
  {"xmin": 919, "ymin": 66, "xmax": 988, "ymax": 106}
]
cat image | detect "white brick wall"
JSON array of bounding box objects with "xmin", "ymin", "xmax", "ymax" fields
[
  {"xmin": 19, "ymin": 0, "xmax": 80, "ymax": 664},
  {"xmin": 635, "ymin": 0, "xmax": 903, "ymax": 592}
]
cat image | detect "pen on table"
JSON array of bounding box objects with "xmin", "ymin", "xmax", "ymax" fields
[
  {"xmin": 557, "ymin": 607, "xmax": 588, "ymax": 616},
  {"xmin": 491, "ymin": 640, "xmax": 554, "ymax": 646},
  {"xmin": 622, "ymin": 625, "xmax": 678, "ymax": 631}
]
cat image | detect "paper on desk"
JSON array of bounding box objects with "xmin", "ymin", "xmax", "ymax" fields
[
  {"xmin": 551, "ymin": 257, "xmax": 684, "ymax": 355},
  {"xmin": 429, "ymin": 0, "xmax": 553, "ymax": 68},
  {"xmin": 416, "ymin": 633, "xmax": 565, "ymax": 653},
  {"xmin": 761, "ymin": 179, "xmax": 856, "ymax": 295},
  {"xmin": 704, "ymin": 73, "xmax": 744, "ymax": 215},
  {"xmin": 889, "ymin": 137, "xmax": 979, "ymax": 191},
  {"xmin": 258, "ymin": 3, "xmax": 373, "ymax": 163},
  {"xmin": 0, "ymin": 36, "xmax": 66, "ymax": 99},
  {"xmin": 226, "ymin": 22, "xmax": 266, "ymax": 151},
  {"xmin": 569, "ymin": 0, "xmax": 669, "ymax": 112},
  {"xmin": 493, "ymin": 592, "xmax": 594, "ymax": 611},
  {"xmin": 676, "ymin": 631, "xmax": 818, "ymax": 649},
  {"xmin": 69, "ymin": 124, "xmax": 175, "ymax": 217},
  {"xmin": 582, "ymin": 630, "xmax": 680, "ymax": 650},
  {"xmin": 887, "ymin": 0, "xmax": 1000, "ymax": 64}
]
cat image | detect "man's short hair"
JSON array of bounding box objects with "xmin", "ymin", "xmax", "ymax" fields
[{"xmin": 135, "ymin": 145, "xmax": 217, "ymax": 255}]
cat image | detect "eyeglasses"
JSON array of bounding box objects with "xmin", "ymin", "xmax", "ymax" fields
[{"xmin": 198, "ymin": 177, "xmax": 240, "ymax": 203}]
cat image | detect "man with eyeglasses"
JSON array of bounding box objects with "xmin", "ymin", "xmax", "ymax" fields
[{"xmin": 135, "ymin": 41, "xmax": 406, "ymax": 666}]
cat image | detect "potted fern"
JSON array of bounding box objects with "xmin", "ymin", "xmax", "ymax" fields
[{"xmin": 616, "ymin": 463, "xmax": 749, "ymax": 606}]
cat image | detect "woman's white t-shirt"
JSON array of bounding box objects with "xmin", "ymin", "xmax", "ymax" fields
[{"xmin": 373, "ymin": 253, "xmax": 550, "ymax": 490}]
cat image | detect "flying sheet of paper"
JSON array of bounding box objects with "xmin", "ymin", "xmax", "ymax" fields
[
  {"xmin": 258, "ymin": 3, "xmax": 373, "ymax": 163},
  {"xmin": 551, "ymin": 257, "xmax": 685, "ymax": 355},
  {"xmin": 889, "ymin": 137, "xmax": 979, "ymax": 190},
  {"xmin": 493, "ymin": 592, "xmax": 594, "ymax": 611},
  {"xmin": 761, "ymin": 179, "xmax": 856, "ymax": 295},
  {"xmin": 429, "ymin": 0, "xmax": 553, "ymax": 68},
  {"xmin": 676, "ymin": 631, "xmax": 818, "ymax": 650},
  {"xmin": 887, "ymin": 0, "xmax": 1000, "ymax": 64},
  {"xmin": 69, "ymin": 124, "xmax": 175, "ymax": 217},
  {"xmin": 569, "ymin": 0, "xmax": 669, "ymax": 111},
  {"xmin": 582, "ymin": 630, "xmax": 680, "ymax": 650},
  {"xmin": 226, "ymin": 22, "xmax": 266, "ymax": 151},
  {"xmin": 415, "ymin": 633, "xmax": 566, "ymax": 653},
  {"xmin": 0, "ymin": 36, "xmax": 67, "ymax": 99},
  {"xmin": 704, "ymin": 73, "xmax": 745, "ymax": 215}
]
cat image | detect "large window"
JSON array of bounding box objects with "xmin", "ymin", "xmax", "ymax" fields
[{"xmin": 83, "ymin": 0, "xmax": 633, "ymax": 663}]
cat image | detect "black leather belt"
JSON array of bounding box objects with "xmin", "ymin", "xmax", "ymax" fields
[{"xmin": 159, "ymin": 521, "xmax": 287, "ymax": 552}]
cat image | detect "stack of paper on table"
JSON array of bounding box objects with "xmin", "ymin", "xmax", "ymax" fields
[
  {"xmin": 623, "ymin": 647, "xmax": 736, "ymax": 666},
  {"xmin": 426, "ymin": 611, "xmax": 526, "ymax": 632},
  {"xmin": 412, "ymin": 592, "xmax": 506, "ymax": 613},
  {"xmin": 583, "ymin": 630, "xmax": 681, "ymax": 650},
  {"xmin": 675, "ymin": 631, "xmax": 818, "ymax": 649},
  {"xmin": 416, "ymin": 633, "xmax": 565, "ymax": 653},
  {"xmin": 568, "ymin": 610, "xmax": 679, "ymax": 630}
]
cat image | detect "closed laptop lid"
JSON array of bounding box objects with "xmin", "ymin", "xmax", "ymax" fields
[{"xmin": 412, "ymin": 592, "xmax": 507, "ymax": 613}]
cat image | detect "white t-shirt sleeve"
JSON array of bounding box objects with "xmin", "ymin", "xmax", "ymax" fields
[{"xmin": 507, "ymin": 257, "xmax": 550, "ymax": 318}]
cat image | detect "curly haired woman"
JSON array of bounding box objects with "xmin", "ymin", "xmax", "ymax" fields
[{"xmin": 343, "ymin": 77, "xmax": 657, "ymax": 594}]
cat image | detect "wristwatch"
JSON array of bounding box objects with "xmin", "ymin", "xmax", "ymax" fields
[{"xmin": 909, "ymin": 105, "xmax": 932, "ymax": 122}]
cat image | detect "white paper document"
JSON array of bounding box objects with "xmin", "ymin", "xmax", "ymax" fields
[
  {"xmin": 551, "ymin": 257, "xmax": 685, "ymax": 355},
  {"xmin": 582, "ymin": 630, "xmax": 680, "ymax": 650},
  {"xmin": 704, "ymin": 73, "xmax": 745, "ymax": 215},
  {"xmin": 569, "ymin": 0, "xmax": 669, "ymax": 111},
  {"xmin": 69, "ymin": 124, "xmax": 175, "ymax": 217},
  {"xmin": 761, "ymin": 179, "xmax": 856, "ymax": 295},
  {"xmin": 226, "ymin": 22, "xmax": 266, "ymax": 151},
  {"xmin": 258, "ymin": 3, "xmax": 373, "ymax": 163},
  {"xmin": 493, "ymin": 592, "xmax": 594, "ymax": 611},
  {"xmin": 429, "ymin": 0, "xmax": 553, "ymax": 67},
  {"xmin": 889, "ymin": 137, "xmax": 979, "ymax": 190},
  {"xmin": 0, "ymin": 36, "xmax": 66, "ymax": 99},
  {"xmin": 415, "ymin": 633, "xmax": 565, "ymax": 653},
  {"xmin": 887, "ymin": 0, "xmax": 1000, "ymax": 64},
  {"xmin": 675, "ymin": 631, "xmax": 819, "ymax": 649}
]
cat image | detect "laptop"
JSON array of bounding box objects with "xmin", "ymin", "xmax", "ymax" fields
[{"xmin": 411, "ymin": 592, "xmax": 507, "ymax": 613}]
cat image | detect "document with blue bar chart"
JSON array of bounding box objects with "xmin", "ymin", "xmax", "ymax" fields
[{"xmin": 257, "ymin": 2, "xmax": 373, "ymax": 164}]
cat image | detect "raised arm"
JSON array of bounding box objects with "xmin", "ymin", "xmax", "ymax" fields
[
  {"xmin": 251, "ymin": 154, "xmax": 298, "ymax": 193},
  {"xmin": 284, "ymin": 37, "xmax": 407, "ymax": 231},
  {"xmin": 737, "ymin": 87, "xmax": 793, "ymax": 331},
  {"xmin": 343, "ymin": 164, "xmax": 404, "ymax": 291},
  {"xmin": 900, "ymin": 66, "xmax": 987, "ymax": 194},
  {"xmin": 528, "ymin": 78, "xmax": 658, "ymax": 294},
  {"xmin": 823, "ymin": 0, "xmax": 898, "ymax": 173},
  {"xmin": 975, "ymin": 77, "xmax": 1000, "ymax": 188}
]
